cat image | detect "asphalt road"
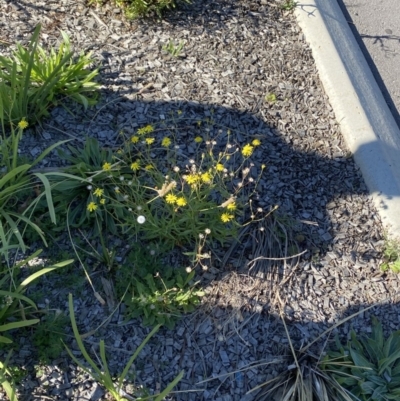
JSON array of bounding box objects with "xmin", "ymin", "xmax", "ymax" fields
[{"xmin": 338, "ymin": 0, "xmax": 400, "ymax": 129}]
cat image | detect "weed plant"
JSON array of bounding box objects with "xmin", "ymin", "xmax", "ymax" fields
[
  {"xmin": 380, "ymin": 238, "xmax": 400, "ymax": 273},
  {"xmin": 0, "ymin": 24, "xmax": 99, "ymax": 126},
  {"xmin": 65, "ymin": 294, "xmax": 183, "ymax": 401},
  {"xmin": 322, "ymin": 316, "xmax": 400, "ymax": 400},
  {"xmin": 49, "ymin": 120, "xmax": 266, "ymax": 267},
  {"xmin": 116, "ymin": 244, "xmax": 204, "ymax": 328},
  {"xmin": 109, "ymin": 0, "xmax": 191, "ymax": 19}
]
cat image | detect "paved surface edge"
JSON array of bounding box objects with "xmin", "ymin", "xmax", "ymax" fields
[{"xmin": 295, "ymin": 0, "xmax": 400, "ymax": 240}]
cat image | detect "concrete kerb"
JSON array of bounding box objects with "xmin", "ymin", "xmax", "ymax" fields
[{"xmin": 294, "ymin": 0, "xmax": 400, "ymax": 240}]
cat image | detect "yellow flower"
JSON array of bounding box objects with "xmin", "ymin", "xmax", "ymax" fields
[
  {"xmin": 201, "ymin": 172, "xmax": 212, "ymax": 183},
  {"xmin": 130, "ymin": 160, "xmax": 140, "ymax": 171},
  {"xmin": 161, "ymin": 137, "xmax": 172, "ymax": 147},
  {"xmin": 241, "ymin": 144, "xmax": 254, "ymax": 157},
  {"xmin": 177, "ymin": 110, "xmax": 182, "ymax": 115},
  {"xmin": 131, "ymin": 136, "xmax": 139, "ymax": 143},
  {"xmin": 87, "ymin": 202, "xmax": 97, "ymax": 212},
  {"xmin": 165, "ymin": 193, "xmax": 177, "ymax": 204},
  {"xmin": 145, "ymin": 164, "xmax": 154, "ymax": 170},
  {"xmin": 176, "ymin": 197, "xmax": 187, "ymax": 207},
  {"xmin": 215, "ymin": 163, "xmax": 224, "ymax": 172},
  {"xmin": 227, "ymin": 202, "xmax": 236, "ymax": 211},
  {"xmin": 93, "ymin": 188, "xmax": 104, "ymax": 197},
  {"xmin": 185, "ymin": 174, "xmax": 200, "ymax": 185},
  {"xmin": 252, "ymin": 139, "xmax": 261, "ymax": 146},
  {"xmin": 145, "ymin": 137, "xmax": 155, "ymax": 145},
  {"xmin": 221, "ymin": 213, "xmax": 234, "ymax": 223},
  {"xmin": 18, "ymin": 118, "xmax": 28, "ymax": 130},
  {"xmin": 137, "ymin": 124, "xmax": 154, "ymax": 135},
  {"xmin": 102, "ymin": 162, "xmax": 112, "ymax": 171},
  {"xmin": 194, "ymin": 136, "xmax": 203, "ymax": 143},
  {"xmin": 114, "ymin": 187, "xmax": 120, "ymax": 194},
  {"xmin": 261, "ymin": 164, "xmax": 266, "ymax": 170},
  {"xmin": 100, "ymin": 198, "xmax": 106, "ymax": 205}
]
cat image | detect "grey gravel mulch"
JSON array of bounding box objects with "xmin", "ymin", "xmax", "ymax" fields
[{"xmin": 1, "ymin": 0, "xmax": 400, "ymax": 400}]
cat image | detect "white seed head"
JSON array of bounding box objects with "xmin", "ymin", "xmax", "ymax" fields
[
  {"xmin": 137, "ymin": 215, "xmax": 146, "ymax": 224},
  {"xmin": 137, "ymin": 205, "xmax": 142, "ymax": 211},
  {"xmin": 128, "ymin": 180, "xmax": 133, "ymax": 185},
  {"xmin": 186, "ymin": 267, "xmax": 192, "ymax": 273},
  {"xmin": 173, "ymin": 166, "xmax": 180, "ymax": 172},
  {"xmin": 205, "ymin": 228, "xmax": 211, "ymax": 234},
  {"xmin": 87, "ymin": 185, "xmax": 92, "ymax": 190},
  {"xmin": 119, "ymin": 176, "xmax": 125, "ymax": 181},
  {"xmin": 87, "ymin": 177, "xmax": 93, "ymax": 183}
]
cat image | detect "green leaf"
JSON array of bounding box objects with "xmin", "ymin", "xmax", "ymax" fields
[{"xmin": 0, "ymin": 319, "xmax": 39, "ymax": 332}]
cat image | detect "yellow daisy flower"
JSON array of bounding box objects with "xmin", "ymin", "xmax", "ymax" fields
[
  {"xmin": 102, "ymin": 162, "xmax": 112, "ymax": 171},
  {"xmin": 161, "ymin": 137, "xmax": 172, "ymax": 147},
  {"xmin": 131, "ymin": 136, "xmax": 140, "ymax": 143},
  {"xmin": 165, "ymin": 193, "xmax": 178, "ymax": 204},
  {"xmin": 241, "ymin": 144, "xmax": 254, "ymax": 157},
  {"xmin": 176, "ymin": 197, "xmax": 187, "ymax": 207},
  {"xmin": 137, "ymin": 124, "xmax": 154, "ymax": 135},
  {"xmin": 145, "ymin": 137, "xmax": 155, "ymax": 145},
  {"xmin": 18, "ymin": 118, "xmax": 28, "ymax": 130},
  {"xmin": 215, "ymin": 163, "xmax": 224, "ymax": 172},
  {"xmin": 194, "ymin": 136, "xmax": 203, "ymax": 143},
  {"xmin": 93, "ymin": 188, "xmax": 104, "ymax": 197},
  {"xmin": 87, "ymin": 202, "xmax": 97, "ymax": 212},
  {"xmin": 100, "ymin": 198, "xmax": 106, "ymax": 205},
  {"xmin": 226, "ymin": 202, "xmax": 236, "ymax": 211},
  {"xmin": 145, "ymin": 164, "xmax": 154, "ymax": 170},
  {"xmin": 221, "ymin": 213, "xmax": 234, "ymax": 223},
  {"xmin": 201, "ymin": 172, "xmax": 212, "ymax": 183},
  {"xmin": 130, "ymin": 160, "xmax": 140, "ymax": 171},
  {"xmin": 185, "ymin": 174, "xmax": 200, "ymax": 185},
  {"xmin": 252, "ymin": 139, "xmax": 261, "ymax": 146}
]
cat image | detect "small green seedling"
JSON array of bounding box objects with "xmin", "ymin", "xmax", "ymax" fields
[
  {"xmin": 162, "ymin": 40, "xmax": 185, "ymax": 57},
  {"xmin": 265, "ymin": 93, "xmax": 277, "ymax": 104},
  {"xmin": 280, "ymin": 0, "xmax": 297, "ymax": 11}
]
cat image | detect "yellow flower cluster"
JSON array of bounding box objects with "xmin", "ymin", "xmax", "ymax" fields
[
  {"xmin": 165, "ymin": 193, "xmax": 187, "ymax": 206},
  {"xmin": 137, "ymin": 124, "xmax": 154, "ymax": 135},
  {"xmin": 184, "ymin": 171, "xmax": 213, "ymax": 187}
]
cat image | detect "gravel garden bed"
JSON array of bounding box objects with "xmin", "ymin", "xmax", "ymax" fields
[{"xmin": 1, "ymin": 0, "xmax": 400, "ymax": 400}]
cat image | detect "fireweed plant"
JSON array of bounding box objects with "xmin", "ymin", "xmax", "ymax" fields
[{"xmin": 50, "ymin": 117, "xmax": 269, "ymax": 269}]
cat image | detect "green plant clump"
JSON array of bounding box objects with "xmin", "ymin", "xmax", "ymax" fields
[
  {"xmin": 0, "ymin": 24, "xmax": 99, "ymax": 126},
  {"xmin": 112, "ymin": 0, "xmax": 191, "ymax": 19},
  {"xmin": 381, "ymin": 239, "xmax": 400, "ymax": 273},
  {"xmin": 322, "ymin": 316, "xmax": 400, "ymax": 400},
  {"xmin": 65, "ymin": 294, "xmax": 183, "ymax": 401},
  {"xmin": 116, "ymin": 245, "xmax": 204, "ymax": 329}
]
